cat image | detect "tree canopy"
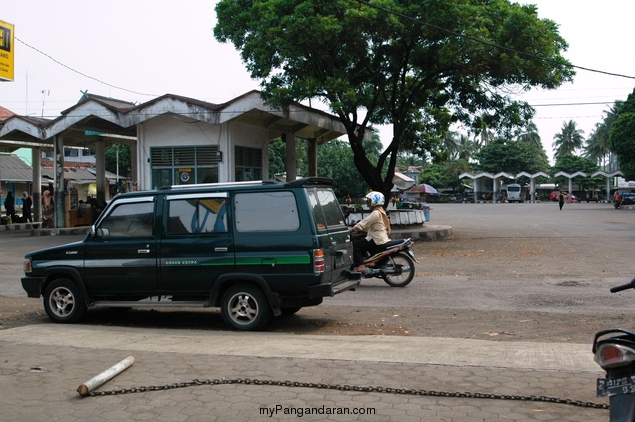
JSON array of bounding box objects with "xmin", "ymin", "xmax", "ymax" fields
[
  {"xmin": 214, "ymin": 0, "xmax": 573, "ymax": 199},
  {"xmin": 609, "ymin": 89, "xmax": 635, "ymax": 181},
  {"xmin": 474, "ymin": 138, "xmax": 550, "ymax": 175},
  {"xmin": 552, "ymin": 154, "xmax": 602, "ymax": 191}
]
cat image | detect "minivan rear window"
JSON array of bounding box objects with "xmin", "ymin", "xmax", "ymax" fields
[
  {"xmin": 315, "ymin": 189, "xmax": 345, "ymax": 227},
  {"xmin": 234, "ymin": 191, "xmax": 300, "ymax": 232}
]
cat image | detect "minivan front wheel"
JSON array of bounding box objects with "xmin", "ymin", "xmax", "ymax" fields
[
  {"xmin": 43, "ymin": 278, "xmax": 87, "ymax": 323},
  {"xmin": 221, "ymin": 284, "xmax": 271, "ymax": 331}
]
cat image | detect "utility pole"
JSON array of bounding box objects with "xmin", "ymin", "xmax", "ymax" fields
[
  {"xmin": 22, "ymin": 70, "xmax": 34, "ymax": 115},
  {"xmin": 41, "ymin": 89, "xmax": 50, "ymax": 118}
]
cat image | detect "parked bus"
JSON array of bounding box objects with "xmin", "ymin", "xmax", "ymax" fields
[{"xmin": 506, "ymin": 184, "xmax": 524, "ymax": 203}]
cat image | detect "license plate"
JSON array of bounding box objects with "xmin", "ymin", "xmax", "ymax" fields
[{"xmin": 597, "ymin": 376, "xmax": 635, "ymax": 397}]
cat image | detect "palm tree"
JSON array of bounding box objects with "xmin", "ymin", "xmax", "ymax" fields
[
  {"xmin": 552, "ymin": 120, "xmax": 584, "ymax": 161},
  {"xmin": 585, "ymin": 123, "xmax": 610, "ymax": 168},
  {"xmin": 455, "ymin": 134, "xmax": 478, "ymax": 162},
  {"xmin": 442, "ymin": 130, "xmax": 459, "ymax": 158},
  {"xmin": 584, "ymin": 102, "xmax": 621, "ymax": 170},
  {"xmin": 473, "ymin": 116, "xmax": 493, "ymax": 147},
  {"xmin": 517, "ymin": 121, "xmax": 541, "ymax": 149}
]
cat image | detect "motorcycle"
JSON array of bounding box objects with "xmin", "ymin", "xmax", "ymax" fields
[
  {"xmin": 593, "ymin": 278, "xmax": 635, "ymax": 421},
  {"xmin": 350, "ymin": 232, "xmax": 418, "ymax": 287}
]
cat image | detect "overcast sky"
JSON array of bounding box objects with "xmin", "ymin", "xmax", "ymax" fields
[{"xmin": 2, "ymin": 0, "xmax": 634, "ymax": 164}]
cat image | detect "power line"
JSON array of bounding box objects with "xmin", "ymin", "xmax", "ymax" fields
[
  {"xmin": 15, "ymin": 37, "xmax": 159, "ymax": 97},
  {"xmin": 531, "ymin": 101, "xmax": 618, "ymax": 107},
  {"xmin": 355, "ymin": 0, "xmax": 635, "ymax": 80}
]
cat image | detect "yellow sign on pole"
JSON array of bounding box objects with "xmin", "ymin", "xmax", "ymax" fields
[{"xmin": 0, "ymin": 20, "xmax": 15, "ymax": 82}]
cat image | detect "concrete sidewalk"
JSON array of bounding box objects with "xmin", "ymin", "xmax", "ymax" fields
[{"xmin": 0, "ymin": 324, "xmax": 607, "ymax": 421}]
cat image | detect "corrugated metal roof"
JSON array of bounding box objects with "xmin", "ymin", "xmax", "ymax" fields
[{"xmin": 0, "ymin": 154, "xmax": 35, "ymax": 182}]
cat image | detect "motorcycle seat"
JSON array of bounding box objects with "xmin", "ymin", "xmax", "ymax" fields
[{"xmin": 379, "ymin": 239, "xmax": 408, "ymax": 249}]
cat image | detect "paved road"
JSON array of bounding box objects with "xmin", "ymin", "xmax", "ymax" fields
[{"xmin": 0, "ymin": 202, "xmax": 630, "ymax": 421}]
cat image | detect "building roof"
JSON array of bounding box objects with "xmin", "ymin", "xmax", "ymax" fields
[
  {"xmin": 0, "ymin": 154, "xmax": 36, "ymax": 182},
  {"xmin": 0, "ymin": 106, "xmax": 15, "ymax": 122},
  {"xmin": 0, "ymin": 90, "xmax": 358, "ymax": 149}
]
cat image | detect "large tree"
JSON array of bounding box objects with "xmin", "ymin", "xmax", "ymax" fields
[
  {"xmin": 474, "ymin": 137, "xmax": 550, "ymax": 175},
  {"xmin": 609, "ymin": 90, "xmax": 635, "ymax": 180},
  {"xmin": 214, "ymin": 0, "xmax": 573, "ymax": 199},
  {"xmin": 552, "ymin": 154, "xmax": 602, "ymax": 191}
]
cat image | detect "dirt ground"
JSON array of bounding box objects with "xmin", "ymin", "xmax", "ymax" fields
[{"xmin": 1, "ymin": 228, "xmax": 630, "ymax": 344}]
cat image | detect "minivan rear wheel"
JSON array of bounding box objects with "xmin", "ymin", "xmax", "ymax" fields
[
  {"xmin": 221, "ymin": 284, "xmax": 271, "ymax": 331},
  {"xmin": 43, "ymin": 278, "xmax": 87, "ymax": 323}
]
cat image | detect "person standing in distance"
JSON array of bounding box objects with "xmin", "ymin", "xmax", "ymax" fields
[{"xmin": 558, "ymin": 191, "xmax": 565, "ymax": 211}]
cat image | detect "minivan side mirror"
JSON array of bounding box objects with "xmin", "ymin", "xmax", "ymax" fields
[{"xmin": 94, "ymin": 227, "xmax": 110, "ymax": 238}]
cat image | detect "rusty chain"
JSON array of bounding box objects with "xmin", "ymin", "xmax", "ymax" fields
[{"xmin": 87, "ymin": 377, "xmax": 608, "ymax": 409}]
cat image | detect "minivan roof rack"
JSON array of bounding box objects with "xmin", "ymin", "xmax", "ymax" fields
[
  {"xmin": 284, "ymin": 177, "xmax": 333, "ymax": 187},
  {"xmin": 164, "ymin": 180, "xmax": 279, "ymax": 190}
]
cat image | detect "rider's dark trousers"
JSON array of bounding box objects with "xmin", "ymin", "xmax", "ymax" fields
[{"xmin": 353, "ymin": 238, "xmax": 378, "ymax": 266}]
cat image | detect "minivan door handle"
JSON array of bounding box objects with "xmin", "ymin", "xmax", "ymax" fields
[
  {"xmin": 138, "ymin": 249, "xmax": 150, "ymax": 254},
  {"xmin": 215, "ymin": 247, "xmax": 228, "ymax": 252}
]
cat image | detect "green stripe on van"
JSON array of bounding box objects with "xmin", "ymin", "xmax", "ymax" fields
[{"xmin": 234, "ymin": 256, "xmax": 311, "ymax": 266}]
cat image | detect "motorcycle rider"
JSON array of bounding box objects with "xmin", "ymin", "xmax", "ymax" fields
[{"xmin": 349, "ymin": 191, "xmax": 391, "ymax": 273}]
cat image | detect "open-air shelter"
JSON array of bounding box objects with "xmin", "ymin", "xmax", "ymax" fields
[{"xmin": 0, "ymin": 91, "xmax": 363, "ymax": 227}]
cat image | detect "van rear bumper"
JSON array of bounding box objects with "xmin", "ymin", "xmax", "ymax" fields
[{"xmin": 309, "ymin": 271, "xmax": 361, "ymax": 298}]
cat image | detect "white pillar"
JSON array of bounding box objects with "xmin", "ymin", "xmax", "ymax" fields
[
  {"xmin": 53, "ymin": 135, "xmax": 65, "ymax": 228},
  {"xmin": 31, "ymin": 147, "xmax": 42, "ymax": 221},
  {"xmin": 95, "ymin": 138, "xmax": 106, "ymax": 205},
  {"xmin": 284, "ymin": 132, "xmax": 297, "ymax": 181},
  {"xmin": 530, "ymin": 178, "xmax": 536, "ymax": 203}
]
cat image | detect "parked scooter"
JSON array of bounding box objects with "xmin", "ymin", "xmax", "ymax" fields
[
  {"xmin": 350, "ymin": 232, "xmax": 418, "ymax": 287},
  {"xmin": 593, "ymin": 278, "xmax": 635, "ymax": 421}
]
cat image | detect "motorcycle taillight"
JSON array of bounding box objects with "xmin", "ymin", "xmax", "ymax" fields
[{"xmin": 595, "ymin": 343, "xmax": 635, "ymax": 369}]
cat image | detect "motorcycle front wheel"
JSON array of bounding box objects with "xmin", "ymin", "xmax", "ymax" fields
[{"xmin": 382, "ymin": 252, "xmax": 415, "ymax": 287}]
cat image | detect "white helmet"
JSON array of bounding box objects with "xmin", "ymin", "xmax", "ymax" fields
[{"xmin": 365, "ymin": 191, "xmax": 385, "ymax": 207}]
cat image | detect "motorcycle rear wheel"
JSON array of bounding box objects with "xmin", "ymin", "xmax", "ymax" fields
[{"xmin": 382, "ymin": 252, "xmax": 415, "ymax": 287}]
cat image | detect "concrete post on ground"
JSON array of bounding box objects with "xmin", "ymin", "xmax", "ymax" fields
[{"xmin": 77, "ymin": 356, "xmax": 135, "ymax": 397}]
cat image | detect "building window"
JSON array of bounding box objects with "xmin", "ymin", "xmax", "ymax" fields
[
  {"xmin": 235, "ymin": 146, "xmax": 262, "ymax": 181},
  {"xmin": 150, "ymin": 146, "xmax": 221, "ymax": 189}
]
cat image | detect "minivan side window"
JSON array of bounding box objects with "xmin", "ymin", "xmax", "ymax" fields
[
  {"xmin": 234, "ymin": 191, "xmax": 299, "ymax": 232},
  {"xmin": 167, "ymin": 197, "xmax": 227, "ymax": 234},
  {"xmin": 99, "ymin": 201, "xmax": 154, "ymax": 237},
  {"xmin": 315, "ymin": 189, "xmax": 345, "ymax": 227}
]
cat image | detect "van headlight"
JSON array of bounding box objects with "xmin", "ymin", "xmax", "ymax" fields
[{"xmin": 23, "ymin": 257, "xmax": 33, "ymax": 273}]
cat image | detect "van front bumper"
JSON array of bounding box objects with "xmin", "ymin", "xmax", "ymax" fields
[{"xmin": 21, "ymin": 276, "xmax": 45, "ymax": 298}]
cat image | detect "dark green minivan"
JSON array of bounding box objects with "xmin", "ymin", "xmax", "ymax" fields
[{"xmin": 21, "ymin": 178, "xmax": 360, "ymax": 330}]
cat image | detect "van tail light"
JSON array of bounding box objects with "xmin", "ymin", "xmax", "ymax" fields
[
  {"xmin": 313, "ymin": 249, "xmax": 325, "ymax": 274},
  {"xmin": 24, "ymin": 257, "xmax": 33, "ymax": 274},
  {"xmin": 595, "ymin": 344, "xmax": 635, "ymax": 369}
]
